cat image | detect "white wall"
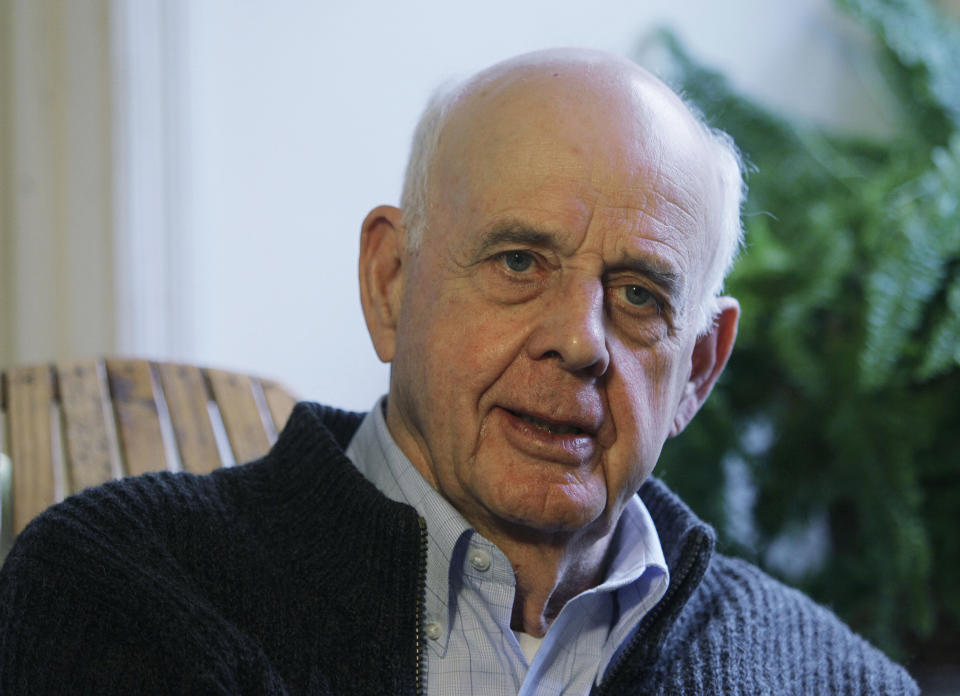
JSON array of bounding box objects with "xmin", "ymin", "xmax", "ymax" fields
[{"xmin": 168, "ymin": 0, "xmax": 894, "ymax": 410}]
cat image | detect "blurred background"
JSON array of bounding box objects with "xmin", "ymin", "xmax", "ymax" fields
[{"xmin": 1, "ymin": 0, "xmax": 957, "ymax": 690}]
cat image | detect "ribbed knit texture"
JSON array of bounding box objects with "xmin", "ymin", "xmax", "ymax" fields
[{"xmin": 0, "ymin": 403, "xmax": 918, "ymax": 695}]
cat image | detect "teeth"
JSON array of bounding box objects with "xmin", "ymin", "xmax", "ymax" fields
[{"xmin": 518, "ymin": 412, "xmax": 582, "ymax": 435}]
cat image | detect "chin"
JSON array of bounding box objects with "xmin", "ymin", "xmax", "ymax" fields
[{"xmin": 494, "ymin": 491, "xmax": 608, "ymax": 536}]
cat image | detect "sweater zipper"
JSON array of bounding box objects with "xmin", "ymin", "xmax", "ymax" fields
[
  {"xmin": 592, "ymin": 533, "xmax": 707, "ymax": 696},
  {"xmin": 413, "ymin": 516, "xmax": 428, "ymax": 696}
]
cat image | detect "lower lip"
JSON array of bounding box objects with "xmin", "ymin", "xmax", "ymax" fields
[{"xmin": 499, "ymin": 408, "xmax": 597, "ymax": 466}]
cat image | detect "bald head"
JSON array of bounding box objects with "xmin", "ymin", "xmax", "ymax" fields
[{"xmin": 400, "ymin": 48, "xmax": 745, "ymax": 332}]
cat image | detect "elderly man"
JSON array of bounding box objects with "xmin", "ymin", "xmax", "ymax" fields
[{"xmin": 0, "ymin": 49, "xmax": 916, "ymax": 694}]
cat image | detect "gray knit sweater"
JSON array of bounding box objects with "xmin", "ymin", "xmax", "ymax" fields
[{"xmin": 0, "ymin": 403, "xmax": 918, "ymax": 694}]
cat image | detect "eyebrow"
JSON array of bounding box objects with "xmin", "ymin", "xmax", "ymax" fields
[
  {"xmin": 474, "ymin": 223, "xmax": 561, "ymax": 257},
  {"xmin": 475, "ymin": 220, "xmax": 683, "ymax": 298},
  {"xmin": 612, "ymin": 257, "xmax": 682, "ymax": 299}
]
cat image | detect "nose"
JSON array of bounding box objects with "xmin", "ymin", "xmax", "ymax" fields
[{"xmin": 526, "ymin": 275, "xmax": 610, "ymax": 377}]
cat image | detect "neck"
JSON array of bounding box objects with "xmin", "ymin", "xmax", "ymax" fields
[{"xmin": 482, "ymin": 522, "xmax": 615, "ymax": 637}]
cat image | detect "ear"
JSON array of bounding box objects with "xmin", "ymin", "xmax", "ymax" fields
[
  {"xmin": 669, "ymin": 297, "xmax": 740, "ymax": 437},
  {"xmin": 359, "ymin": 205, "xmax": 407, "ymax": 363}
]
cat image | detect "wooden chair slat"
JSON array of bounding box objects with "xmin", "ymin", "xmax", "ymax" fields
[
  {"xmin": 6, "ymin": 366, "xmax": 56, "ymax": 534},
  {"xmin": 262, "ymin": 379, "xmax": 297, "ymax": 435},
  {"xmin": 57, "ymin": 361, "xmax": 119, "ymax": 493},
  {"xmin": 2, "ymin": 359, "xmax": 299, "ymax": 549},
  {"xmin": 155, "ymin": 362, "xmax": 221, "ymax": 475},
  {"xmin": 205, "ymin": 369, "xmax": 270, "ymax": 465},
  {"xmin": 105, "ymin": 359, "xmax": 169, "ymax": 476}
]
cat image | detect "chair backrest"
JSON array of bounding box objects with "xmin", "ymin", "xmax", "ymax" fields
[{"xmin": 0, "ymin": 359, "xmax": 298, "ymax": 556}]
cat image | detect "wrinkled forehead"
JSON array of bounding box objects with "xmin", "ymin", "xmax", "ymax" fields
[{"xmin": 428, "ymin": 58, "xmax": 724, "ymax": 289}]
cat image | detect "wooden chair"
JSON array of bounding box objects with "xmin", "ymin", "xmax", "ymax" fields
[{"xmin": 0, "ymin": 359, "xmax": 298, "ymax": 558}]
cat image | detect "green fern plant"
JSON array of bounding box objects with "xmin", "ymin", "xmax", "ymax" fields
[{"xmin": 653, "ymin": 0, "xmax": 960, "ymax": 665}]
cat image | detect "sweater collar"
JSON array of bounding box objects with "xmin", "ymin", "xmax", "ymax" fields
[{"xmin": 594, "ymin": 477, "xmax": 716, "ymax": 690}]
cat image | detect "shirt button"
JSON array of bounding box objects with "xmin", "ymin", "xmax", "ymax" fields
[
  {"xmin": 425, "ymin": 621, "xmax": 442, "ymax": 641},
  {"xmin": 469, "ymin": 549, "xmax": 491, "ymax": 572}
]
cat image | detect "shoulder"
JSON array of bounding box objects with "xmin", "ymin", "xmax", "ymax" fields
[
  {"xmin": 664, "ymin": 552, "xmax": 919, "ymax": 695},
  {"xmin": 634, "ymin": 477, "xmax": 918, "ymax": 694},
  {"xmin": 4, "ymin": 469, "xmax": 215, "ymax": 571},
  {"xmin": 2, "ymin": 401, "xmax": 366, "ymax": 567}
]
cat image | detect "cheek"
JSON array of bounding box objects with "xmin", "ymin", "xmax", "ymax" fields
[
  {"xmin": 397, "ymin": 275, "xmax": 531, "ymax": 440},
  {"xmin": 422, "ymin": 301, "xmax": 527, "ymax": 386},
  {"xmin": 603, "ymin": 345, "xmax": 686, "ymax": 489}
]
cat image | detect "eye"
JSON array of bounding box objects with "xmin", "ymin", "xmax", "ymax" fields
[
  {"xmin": 500, "ymin": 250, "xmax": 535, "ymax": 273},
  {"xmin": 622, "ymin": 285, "xmax": 657, "ymax": 307}
]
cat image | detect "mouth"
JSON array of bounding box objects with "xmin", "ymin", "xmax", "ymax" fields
[
  {"xmin": 507, "ymin": 409, "xmax": 591, "ymax": 436},
  {"xmin": 499, "ymin": 406, "xmax": 599, "ymax": 465}
]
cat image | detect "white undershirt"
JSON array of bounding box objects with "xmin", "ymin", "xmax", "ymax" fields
[{"xmin": 514, "ymin": 632, "xmax": 545, "ymax": 665}]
